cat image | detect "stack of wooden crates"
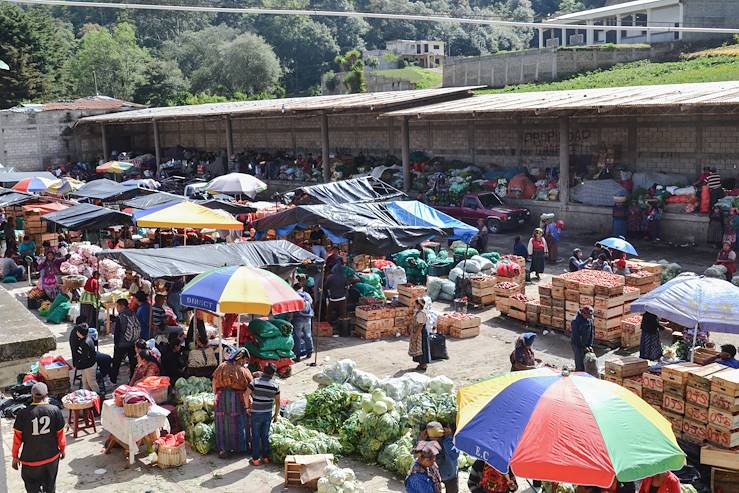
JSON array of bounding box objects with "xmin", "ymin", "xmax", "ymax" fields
[
  {"xmin": 354, "ymin": 304, "xmax": 395, "ymax": 340},
  {"xmin": 494, "ymin": 282, "xmax": 520, "ymax": 316},
  {"xmin": 23, "ymin": 205, "xmax": 57, "ymax": 253},
  {"xmin": 397, "ymin": 284, "xmax": 426, "ymax": 307},
  {"xmin": 436, "ymin": 313, "xmax": 481, "ymax": 339},
  {"xmin": 469, "ymin": 275, "xmax": 495, "ymax": 307}
]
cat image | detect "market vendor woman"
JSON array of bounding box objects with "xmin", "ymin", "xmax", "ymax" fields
[
  {"xmin": 409, "ymin": 298, "xmax": 431, "ymax": 372},
  {"xmin": 38, "ymin": 251, "xmax": 63, "ymax": 299},
  {"xmin": 212, "ymin": 347, "xmax": 253, "ymax": 459}
]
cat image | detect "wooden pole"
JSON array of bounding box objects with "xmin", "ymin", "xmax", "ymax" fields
[
  {"xmin": 153, "ymin": 120, "xmax": 161, "ymax": 173},
  {"xmin": 225, "ymin": 116, "xmax": 234, "ymax": 170},
  {"xmin": 101, "ymin": 124, "xmax": 109, "ymax": 162}
]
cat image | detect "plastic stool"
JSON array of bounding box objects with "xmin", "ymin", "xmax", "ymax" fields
[{"xmin": 66, "ymin": 403, "xmax": 97, "ymax": 438}]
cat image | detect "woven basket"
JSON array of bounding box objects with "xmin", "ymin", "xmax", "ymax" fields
[
  {"xmin": 64, "ymin": 400, "xmax": 94, "ymax": 411},
  {"xmin": 157, "ymin": 443, "xmax": 187, "ymax": 468},
  {"xmin": 123, "ymin": 401, "xmax": 150, "ymax": 418}
]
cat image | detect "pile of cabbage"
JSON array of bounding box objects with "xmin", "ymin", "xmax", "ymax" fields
[
  {"xmin": 269, "ymin": 417, "xmax": 342, "ymax": 464},
  {"xmin": 176, "ymin": 389, "xmax": 215, "ymax": 455},
  {"xmin": 174, "ymin": 376, "xmax": 212, "ymax": 401},
  {"xmin": 303, "ymin": 359, "xmax": 459, "ymax": 477},
  {"xmin": 301, "ymin": 384, "xmax": 359, "ymax": 435},
  {"xmin": 317, "ymin": 464, "xmax": 363, "ymax": 493}
]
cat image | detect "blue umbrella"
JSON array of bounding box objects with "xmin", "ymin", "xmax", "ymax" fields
[
  {"xmin": 599, "ymin": 237, "xmax": 638, "ymax": 256},
  {"xmin": 631, "ymin": 276, "xmax": 739, "ymax": 334}
]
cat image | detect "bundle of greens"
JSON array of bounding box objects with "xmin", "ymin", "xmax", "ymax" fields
[
  {"xmin": 404, "ymin": 392, "xmax": 457, "ymax": 430},
  {"xmin": 301, "ymin": 384, "xmax": 359, "ymax": 434},
  {"xmin": 176, "ymin": 391, "xmax": 216, "ymax": 454},
  {"xmin": 174, "ymin": 376, "xmax": 212, "ymax": 402},
  {"xmin": 339, "ymin": 389, "xmax": 403, "ymax": 463},
  {"xmin": 269, "ymin": 417, "xmax": 342, "ymax": 464},
  {"xmin": 377, "ymin": 431, "xmax": 415, "ymax": 478},
  {"xmin": 316, "ymin": 464, "xmax": 363, "ymax": 493}
]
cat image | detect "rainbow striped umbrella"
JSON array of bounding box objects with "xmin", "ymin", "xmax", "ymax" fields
[
  {"xmin": 12, "ymin": 176, "xmax": 60, "ymax": 193},
  {"xmin": 180, "ymin": 266, "xmax": 304, "ymax": 315},
  {"xmin": 455, "ymin": 368, "xmax": 685, "ymax": 488},
  {"xmin": 96, "ymin": 161, "xmax": 134, "ymax": 174}
]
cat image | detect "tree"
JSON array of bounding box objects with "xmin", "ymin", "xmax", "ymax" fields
[
  {"xmin": 558, "ymin": 0, "xmax": 586, "ymax": 14},
  {"xmin": 0, "ymin": 5, "xmax": 75, "ymax": 108},
  {"xmin": 64, "ymin": 23, "xmax": 151, "ymax": 101},
  {"xmin": 216, "ymin": 33, "xmax": 282, "ymax": 96},
  {"xmin": 335, "ymin": 49, "xmax": 366, "ymax": 93},
  {"xmin": 133, "ymin": 58, "xmax": 188, "ymax": 106},
  {"xmin": 256, "ymin": 15, "xmax": 340, "ymax": 94}
]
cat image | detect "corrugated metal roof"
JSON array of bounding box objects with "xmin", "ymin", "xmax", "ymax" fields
[
  {"xmin": 3, "ymin": 96, "xmax": 144, "ymax": 114},
  {"xmin": 549, "ymin": 0, "xmax": 679, "ymax": 23},
  {"xmin": 0, "ymin": 171, "xmax": 57, "ymax": 184},
  {"xmin": 76, "ymin": 87, "xmax": 479, "ymax": 125},
  {"xmin": 383, "ymin": 81, "xmax": 739, "ymax": 118}
]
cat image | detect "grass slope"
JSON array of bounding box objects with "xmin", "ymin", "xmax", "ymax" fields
[
  {"xmin": 374, "ymin": 66, "xmax": 443, "ymax": 89},
  {"xmin": 476, "ymin": 49, "xmax": 739, "ymax": 94}
]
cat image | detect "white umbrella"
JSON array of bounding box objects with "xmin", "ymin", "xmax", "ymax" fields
[{"xmin": 207, "ymin": 173, "xmax": 267, "ymax": 199}]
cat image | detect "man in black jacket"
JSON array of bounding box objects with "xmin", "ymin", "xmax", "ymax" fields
[{"xmin": 69, "ymin": 324, "xmax": 99, "ymax": 393}]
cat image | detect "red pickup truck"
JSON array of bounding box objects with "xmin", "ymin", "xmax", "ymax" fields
[{"xmin": 434, "ymin": 192, "xmax": 531, "ymax": 234}]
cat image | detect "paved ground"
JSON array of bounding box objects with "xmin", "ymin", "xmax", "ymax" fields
[{"xmin": 1, "ymin": 231, "xmax": 737, "ymax": 493}]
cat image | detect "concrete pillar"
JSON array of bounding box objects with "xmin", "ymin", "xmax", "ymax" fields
[
  {"xmin": 679, "ymin": 2, "xmax": 684, "ymax": 40},
  {"xmin": 646, "ymin": 9, "xmax": 652, "ymax": 43},
  {"xmin": 561, "ymin": 28, "xmax": 567, "ymax": 47},
  {"xmin": 586, "ymin": 22, "xmax": 594, "ymax": 45},
  {"xmin": 101, "ymin": 124, "xmax": 109, "ymax": 161},
  {"xmin": 321, "ymin": 113, "xmax": 330, "ymax": 183},
  {"xmin": 401, "ymin": 117, "xmax": 410, "ymax": 192},
  {"xmin": 225, "ymin": 116, "xmax": 234, "ymax": 163},
  {"xmin": 153, "ymin": 120, "xmax": 161, "ymax": 169},
  {"xmin": 539, "ymin": 28, "xmax": 545, "ymax": 49},
  {"xmin": 559, "ymin": 117, "xmax": 570, "ymax": 205},
  {"xmin": 616, "ymin": 15, "xmax": 622, "ymax": 44}
]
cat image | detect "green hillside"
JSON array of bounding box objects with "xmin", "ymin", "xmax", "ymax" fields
[
  {"xmin": 476, "ymin": 48, "xmax": 739, "ymax": 94},
  {"xmin": 374, "ymin": 67, "xmax": 443, "ymax": 89}
]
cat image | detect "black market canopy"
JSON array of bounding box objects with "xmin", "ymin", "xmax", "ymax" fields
[
  {"xmin": 251, "ymin": 202, "xmax": 448, "ymax": 255},
  {"xmin": 283, "ymin": 176, "xmax": 407, "ymax": 206},
  {"xmin": 96, "ymin": 240, "xmax": 324, "ymax": 280},
  {"xmin": 42, "ymin": 203, "xmax": 132, "ymax": 231},
  {"xmin": 0, "ymin": 172, "xmax": 57, "ymax": 185},
  {"xmin": 123, "ymin": 191, "xmax": 185, "ymax": 210},
  {"xmin": 0, "ymin": 188, "xmax": 38, "ymax": 207},
  {"xmin": 71, "ymin": 178, "xmax": 156, "ymax": 202},
  {"xmin": 196, "ymin": 199, "xmax": 256, "ymax": 215}
]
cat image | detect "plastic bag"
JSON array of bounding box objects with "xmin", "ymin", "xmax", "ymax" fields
[
  {"xmin": 350, "ymin": 369, "xmax": 380, "ymax": 392},
  {"xmin": 313, "ymin": 359, "xmax": 357, "ymax": 386},
  {"xmin": 285, "ymin": 398, "xmax": 307, "ymax": 423},
  {"xmin": 456, "ymin": 259, "xmax": 481, "ymax": 274},
  {"xmin": 429, "ymin": 334, "xmax": 449, "ymax": 360},
  {"xmin": 448, "ymin": 267, "xmax": 464, "ymax": 283},
  {"xmin": 470, "ymin": 255, "xmax": 493, "ymax": 271},
  {"xmin": 425, "ymin": 277, "xmax": 443, "ymax": 301},
  {"xmin": 440, "ymin": 280, "xmax": 456, "ymax": 296}
]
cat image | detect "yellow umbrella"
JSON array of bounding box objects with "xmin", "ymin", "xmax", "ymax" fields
[{"xmin": 133, "ymin": 201, "xmax": 243, "ymax": 230}]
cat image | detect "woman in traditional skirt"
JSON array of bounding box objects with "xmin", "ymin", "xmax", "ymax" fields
[
  {"xmin": 723, "ymin": 208, "xmax": 738, "ymax": 247},
  {"xmin": 408, "ymin": 298, "xmax": 431, "ymax": 372},
  {"xmin": 527, "ymin": 228, "xmax": 548, "ymax": 281},
  {"xmin": 79, "ymin": 271, "xmax": 101, "ymax": 329},
  {"xmin": 639, "ymin": 312, "xmax": 663, "ymax": 361},
  {"xmin": 707, "ymin": 206, "xmax": 724, "ymax": 248},
  {"xmin": 212, "ymin": 347, "xmax": 253, "ymax": 458}
]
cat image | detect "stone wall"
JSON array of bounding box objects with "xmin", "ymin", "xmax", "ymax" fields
[
  {"xmin": 322, "ymin": 71, "xmax": 416, "ymax": 95},
  {"xmin": 0, "ymin": 110, "xmax": 77, "ymax": 171},
  {"xmin": 442, "ymin": 45, "xmax": 675, "ymax": 88},
  {"xmin": 683, "ymin": 0, "xmax": 739, "ymax": 42}
]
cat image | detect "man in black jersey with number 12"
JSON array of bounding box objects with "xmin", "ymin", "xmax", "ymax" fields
[{"xmin": 12, "ymin": 382, "xmax": 66, "ymax": 493}]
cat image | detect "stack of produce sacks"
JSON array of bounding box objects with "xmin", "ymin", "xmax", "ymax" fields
[
  {"xmin": 174, "ymin": 377, "xmax": 215, "ymax": 455},
  {"xmin": 244, "ymin": 318, "xmax": 295, "ymax": 361},
  {"xmin": 392, "ymin": 249, "xmax": 428, "ymax": 285},
  {"xmin": 448, "ymin": 254, "xmax": 496, "ymax": 285},
  {"xmin": 352, "ymin": 272, "xmax": 385, "ymax": 300},
  {"xmin": 425, "ymin": 276, "xmax": 456, "ymax": 301},
  {"xmin": 317, "ymin": 464, "xmax": 363, "ymax": 493}
]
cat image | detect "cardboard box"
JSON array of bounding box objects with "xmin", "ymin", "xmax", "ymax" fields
[
  {"xmin": 284, "ymin": 454, "xmax": 334, "ymax": 489},
  {"xmin": 39, "ymin": 361, "xmax": 70, "ymax": 381}
]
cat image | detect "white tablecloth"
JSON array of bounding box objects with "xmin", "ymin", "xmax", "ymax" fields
[{"xmin": 100, "ymin": 399, "xmax": 170, "ymax": 464}]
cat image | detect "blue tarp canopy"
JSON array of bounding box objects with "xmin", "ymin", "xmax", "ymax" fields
[{"xmin": 385, "ymin": 200, "xmax": 478, "ymax": 243}]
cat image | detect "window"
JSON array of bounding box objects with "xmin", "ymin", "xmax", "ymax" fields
[
  {"xmin": 416, "ymin": 44, "xmax": 421, "ymax": 54},
  {"xmin": 462, "ymin": 197, "xmax": 478, "ymax": 209},
  {"xmin": 433, "ymin": 44, "xmax": 440, "ymax": 50},
  {"xmin": 435, "ymin": 58, "xmax": 440, "ymax": 65},
  {"xmin": 424, "ymin": 43, "xmax": 429, "ymax": 52}
]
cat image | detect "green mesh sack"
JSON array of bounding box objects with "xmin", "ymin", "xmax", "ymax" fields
[{"xmin": 248, "ymin": 319, "xmax": 282, "ymax": 339}]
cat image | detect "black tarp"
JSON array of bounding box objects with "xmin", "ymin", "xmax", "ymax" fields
[
  {"xmin": 196, "ymin": 199, "xmax": 255, "ymax": 215},
  {"xmin": 72, "ymin": 178, "xmax": 155, "ymax": 202},
  {"xmin": 252, "ymin": 203, "xmax": 447, "ymax": 255},
  {"xmin": 284, "ymin": 177, "xmax": 407, "ymax": 206},
  {"xmin": 42, "ymin": 203, "xmax": 132, "ymax": 230},
  {"xmin": 123, "ymin": 192, "xmax": 185, "ymax": 210},
  {"xmin": 96, "ymin": 240, "xmax": 323, "ymax": 279},
  {"xmin": 0, "ymin": 190, "xmax": 37, "ymax": 207},
  {"xmin": 0, "ymin": 171, "xmax": 56, "ymax": 185}
]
